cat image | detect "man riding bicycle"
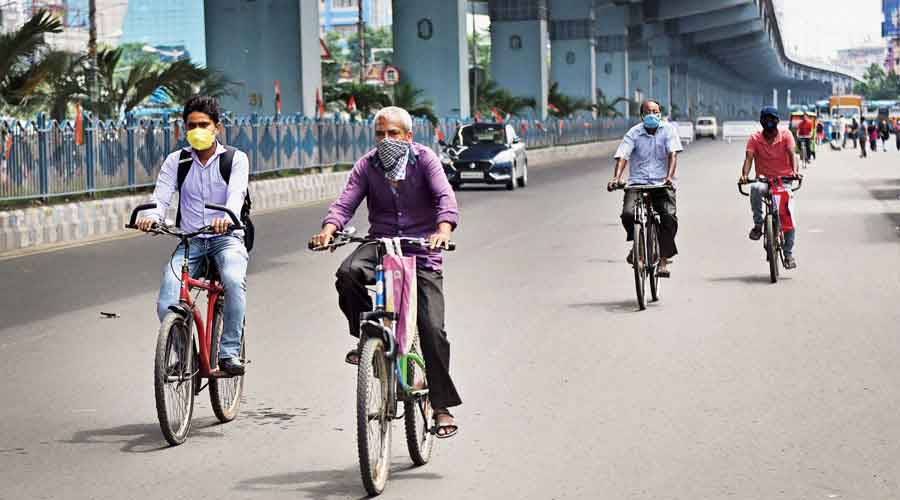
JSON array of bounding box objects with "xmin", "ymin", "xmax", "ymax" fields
[
  {"xmin": 607, "ymin": 99, "xmax": 683, "ymax": 277},
  {"xmin": 309, "ymin": 106, "xmax": 461, "ymax": 438},
  {"xmin": 740, "ymin": 106, "xmax": 801, "ymax": 269},
  {"xmin": 135, "ymin": 95, "xmax": 250, "ymax": 375},
  {"xmin": 797, "ymin": 112, "xmax": 814, "ymax": 161}
]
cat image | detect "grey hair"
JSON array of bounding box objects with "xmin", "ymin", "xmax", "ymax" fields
[{"xmin": 373, "ymin": 106, "xmax": 413, "ymax": 132}]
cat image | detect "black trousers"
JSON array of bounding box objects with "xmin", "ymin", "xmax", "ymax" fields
[
  {"xmin": 621, "ymin": 186, "xmax": 678, "ymax": 259},
  {"xmin": 335, "ymin": 243, "xmax": 462, "ymax": 409}
]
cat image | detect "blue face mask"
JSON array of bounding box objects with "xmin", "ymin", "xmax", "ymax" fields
[
  {"xmin": 762, "ymin": 119, "xmax": 778, "ymax": 130},
  {"xmin": 643, "ymin": 113, "xmax": 661, "ymax": 129}
]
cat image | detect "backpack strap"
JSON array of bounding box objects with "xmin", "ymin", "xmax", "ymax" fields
[
  {"xmin": 175, "ymin": 149, "xmax": 192, "ymax": 227},
  {"xmin": 218, "ymin": 146, "xmax": 236, "ymax": 183}
]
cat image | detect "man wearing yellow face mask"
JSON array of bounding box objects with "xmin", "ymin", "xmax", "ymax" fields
[{"xmin": 136, "ymin": 95, "xmax": 251, "ymax": 375}]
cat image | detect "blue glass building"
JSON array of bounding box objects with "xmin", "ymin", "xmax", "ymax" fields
[{"xmin": 120, "ymin": 0, "xmax": 206, "ymax": 66}]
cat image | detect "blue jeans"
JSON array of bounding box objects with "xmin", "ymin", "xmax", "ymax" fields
[
  {"xmin": 157, "ymin": 235, "xmax": 248, "ymax": 358},
  {"xmin": 750, "ymin": 182, "xmax": 795, "ymax": 257}
]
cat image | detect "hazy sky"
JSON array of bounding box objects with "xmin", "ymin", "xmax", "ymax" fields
[{"xmin": 775, "ymin": 0, "xmax": 884, "ymax": 60}]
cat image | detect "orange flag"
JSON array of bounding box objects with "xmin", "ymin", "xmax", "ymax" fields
[
  {"xmin": 174, "ymin": 120, "xmax": 181, "ymax": 141},
  {"xmin": 347, "ymin": 95, "xmax": 357, "ymax": 113},
  {"xmin": 274, "ymin": 80, "xmax": 282, "ymax": 114},
  {"xmin": 3, "ymin": 133, "xmax": 12, "ymax": 160},
  {"xmin": 435, "ymin": 127, "xmax": 445, "ymax": 142},
  {"xmin": 74, "ymin": 103, "xmax": 84, "ymax": 146},
  {"xmin": 473, "ymin": 111, "xmax": 482, "ymax": 123},
  {"xmin": 316, "ymin": 88, "xmax": 325, "ymax": 119},
  {"xmin": 491, "ymin": 107, "xmax": 503, "ymax": 123}
]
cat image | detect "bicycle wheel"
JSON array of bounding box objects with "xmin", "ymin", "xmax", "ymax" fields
[
  {"xmin": 648, "ymin": 222, "xmax": 660, "ymax": 302},
  {"xmin": 764, "ymin": 214, "xmax": 778, "ymax": 284},
  {"xmin": 154, "ymin": 312, "xmax": 196, "ymax": 446},
  {"xmin": 209, "ymin": 303, "xmax": 245, "ymax": 423},
  {"xmin": 357, "ymin": 337, "xmax": 392, "ymax": 496},
  {"xmin": 633, "ymin": 224, "xmax": 646, "ymax": 310},
  {"xmin": 404, "ymin": 333, "xmax": 434, "ymax": 466}
]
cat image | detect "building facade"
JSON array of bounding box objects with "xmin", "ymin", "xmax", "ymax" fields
[{"xmin": 319, "ymin": 0, "xmax": 391, "ymax": 34}]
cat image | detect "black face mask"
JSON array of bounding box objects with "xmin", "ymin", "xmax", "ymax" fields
[{"xmin": 762, "ymin": 119, "xmax": 778, "ymax": 131}]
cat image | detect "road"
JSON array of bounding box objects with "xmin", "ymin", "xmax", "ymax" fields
[{"xmin": 1, "ymin": 138, "xmax": 899, "ymax": 500}]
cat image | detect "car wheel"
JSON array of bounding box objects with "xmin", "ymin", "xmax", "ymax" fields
[
  {"xmin": 517, "ymin": 160, "xmax": 528, "ymax": 188},
  {"xmin": 506, "ymin": 164, "xmax": 517, "ymax": 191}
]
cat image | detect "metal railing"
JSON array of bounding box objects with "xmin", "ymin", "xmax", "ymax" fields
[{"xmin": 0, "ymin": 113, "xmax": 631, "ymax": 202}]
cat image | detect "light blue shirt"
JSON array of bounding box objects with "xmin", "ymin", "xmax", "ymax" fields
[
  {"xmin": 614, "ymin": 122, "xmax": 683, "ymax": 186},
  {"xmin": 148, "ymin": 142, "xmax": 250, "ymax": 236}
]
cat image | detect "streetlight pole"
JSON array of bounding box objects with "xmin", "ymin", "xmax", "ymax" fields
[
  {"xmin": 88, "ymin": 0, "xmax": 98, "ymax": 113},
  {"xmin": 358, "ymin": 0, "xmax": 366, "ymax": 83}
]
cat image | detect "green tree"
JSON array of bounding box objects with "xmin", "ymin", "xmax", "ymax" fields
[
  {"xmin": 390, "ymin": 82, "xmax": 437, "ymax": 125},
  {"xmin": 853, "ymin": 64, "xmax": 900, "ymax": 100},
  {"xmin": 29, "ymin": 50, "xmax": 90, "ymax": 121},
  {"xmin": 593, "ymin": 94, "xmax": 628, "ymax": 118},
  {"xmin": 474, "ymin": 79, "xmax": 535, "ymax": 117},
  {"xmin": 0, "ymin": 10, "xmax": 64, "ymax": 115},
  {"xmin": 547, "ymin": 81, "xmax": 593, "ymax": 118}
]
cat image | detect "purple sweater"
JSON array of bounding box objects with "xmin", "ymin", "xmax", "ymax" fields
[{"xmin": 322, "ymin": 142, "xmax": 459, "ymax": 270}]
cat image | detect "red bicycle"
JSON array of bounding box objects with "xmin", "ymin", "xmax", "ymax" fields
[{"xmin": 127, "ymin": 203, "xmax": 247, "ymax": 446}]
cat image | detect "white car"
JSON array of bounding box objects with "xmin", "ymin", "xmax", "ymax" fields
[{"xmin": 695, "ymin": 116, "xmax": 718, "ymax": 139}]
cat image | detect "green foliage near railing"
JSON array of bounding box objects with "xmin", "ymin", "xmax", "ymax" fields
[{"xmin": 853, "ymin": 64, "xmax": 900, "ymax": 100}]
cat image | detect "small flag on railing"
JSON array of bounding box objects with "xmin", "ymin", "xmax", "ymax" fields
[
  {"xmin": 347, "ymin": 95, "xmax": 357, "ymax": 113},
  {"xmin": 316, "ymin": 88, "xmax": 325, "ymax": 119},
  {"xmin": 174, "ymin": 120, "xmax": 180, "ymax": 141},
  {"xmin": 491, "ymin": 107, "xmax": 503, "ymax": 123},
  {"xmin": 74, "ymin": 103, "xmax": 84, "ymax": 146},
  {"xmin": 548, "ymin": 103, "xmax": 560, "ymax": 113},
  {"xmin": 474, "ymin": 111, "xmax": 481, "ymax": 123},
  {"xmin": 274, "ymin": 80, "xmax": 282, "ymax": 115},
  {"xmin": 519, "ymin": 122, "xmax": 527, "ymax": 135},
  {"xmin": 435, "ymin": 127, "xmax": 445, "ymax": 142},
  {"xmin": 3, "ymin": 133, "xmax": 11, "ymax": 160},
  {"xmin": 535, "ymin": 121, "xmax": 545, "ymax": 132}
]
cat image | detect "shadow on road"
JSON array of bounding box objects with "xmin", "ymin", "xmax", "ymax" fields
[
  {"xmin": 569, "ymin": 300, "xmax": 641, "ymax": 313},
  {"xmin": 236, "ymin": 462, "xmax": 441, "ymax": 499},
  {"xmin": 706, "ymin": 275, "xmax": 781, "ymax": 285},
  {"xmin": 63, "ymin": 420, "xmax": 224, "ymax": 453}
]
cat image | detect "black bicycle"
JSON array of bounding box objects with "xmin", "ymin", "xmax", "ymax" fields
[
  {"xmin": 310, "ymin": 229, "xmax": 456, "ymax": 496},
  {"xmin": 609, "ymin": 183, "xmax": 665, "ymax": 310},
  {"xmin": 738, "ymin": 176, "xmax": 802, "ymax": 283}
]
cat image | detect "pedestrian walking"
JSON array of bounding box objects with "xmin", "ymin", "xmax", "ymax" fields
[{"xmin": 859, "ymin": 119, "xmax": 867, "ymax": 158}]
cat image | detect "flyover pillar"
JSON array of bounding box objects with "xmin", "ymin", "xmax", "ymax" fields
[
  {"xmin": 204, "ymin": 0, "xmax": 320, "ymax": 116},
  {"xmin": 671, "ymin": 65, "xmax": 689, "ymax": 119},
  {"xmin": 393, "ymin": 0, "xmax": 470, "ymax": 118},
  {"xmin": 549, "ymin": 0, "xmax": 597, "ymax": 106},
  {"xmin": 489, "ymin": 0, "xmax": 549, "ymax": 119},
  {"xmin": 595, "ymin": 4, "xmax": 630, "ymax": 117}
]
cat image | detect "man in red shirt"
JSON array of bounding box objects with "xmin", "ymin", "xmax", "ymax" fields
[
  {"xmin": 796, "ymin": 113, "xmax": 814, "ymax": 161},
  {"xmin": 739, "ymin": 106, "xmax": 801, "ymax": 269}
]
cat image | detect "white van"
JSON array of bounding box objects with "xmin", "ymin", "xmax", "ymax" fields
[{"xmin": 695, "ymin": 116, "xmax": 718, "ymax": 139}]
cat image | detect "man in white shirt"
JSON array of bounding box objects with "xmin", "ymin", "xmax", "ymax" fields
[{"xmin": 136, "ymin": 95, "xmax": 250, "ymax": 375}]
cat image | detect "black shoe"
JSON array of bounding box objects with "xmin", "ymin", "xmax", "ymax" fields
[
  {"xmin": 748, "ymin": 225, "xmax": 763, "ymax": 241},
  {"xmin": 219, "ymin": 357, "xmax": 245, "ymax": 376},
  {"xmin": 626, "ymin": 251, "xmax": 634, "ymax": 265}
]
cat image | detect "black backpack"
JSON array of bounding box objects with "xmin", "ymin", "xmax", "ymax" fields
[{"xmin": 175, "ymin": 146, "xmax": 254, "ymax": 251}]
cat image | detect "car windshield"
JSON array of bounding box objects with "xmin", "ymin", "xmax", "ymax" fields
[
  {"xmin": 454, "ymin": 125, "xmax": 506, "ymax": 146},
  {"xmin": 697, "ymin": 119, "xmax": 713, "ymax": 125}
]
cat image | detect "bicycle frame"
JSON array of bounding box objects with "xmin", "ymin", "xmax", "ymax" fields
[
  {"xmin": 366, "ymin": 242, "xmax": 427, "ymax": 413},
  {"xmin": 174, "ymin": 240, "xmax": 225, "ymax": 379},
  {"xmin": 631, "ymin": 189, "xmax": 662, "ymax": 269}
]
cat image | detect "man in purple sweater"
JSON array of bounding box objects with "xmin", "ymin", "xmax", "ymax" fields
[{"xmin": 309, "ymin": 106, "xmax": 461, "ymax": 438}]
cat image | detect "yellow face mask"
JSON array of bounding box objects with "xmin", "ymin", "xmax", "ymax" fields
[{"xmin": 187, "ymin": 127, "xmax": 216, "ymax": 151}]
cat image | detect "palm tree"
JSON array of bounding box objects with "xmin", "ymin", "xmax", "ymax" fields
[
  {"xmin": 0, "ymin": 10, "xmax": 64, "ymax": 114},
  {"xmin": 593, "ymin": 94, "xmax": 628, "ymax": 118},
  {"xmin": 390, "ymin": 82, "xmax": 437, "ymax": 125},
  {"xmin": 88, "ymin": 47, "xmax": 221, "ymax": 119},
  {"xmin": 26, "ymin": 51, "xmax": 90, "ymax": 121},
  {"xmin": 166, "ymin": 70, "xmax": 237, "ymax": 107},
  {"xmin": 475, "ymin": 79, "xmax": 535, "ymax": 118},
  {"xmin": 547, "ymin": 81, "xmax": 592, "ymax": 118},
  {"xmin": 326, "ymin": 82, "xmax": 391, "ymax": 118}
]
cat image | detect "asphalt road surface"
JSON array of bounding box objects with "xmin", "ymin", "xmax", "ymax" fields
[{"xmin": 1, "ymin": 138, "xmax": 899, "ymax": 499}]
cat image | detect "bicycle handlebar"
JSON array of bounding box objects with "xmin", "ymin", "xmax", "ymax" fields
[
  {"xmin": 125, "ymin": 203, "xmax": 244, "ymax": 236},
  {"xmin": 737, "ymin": 176, "xmax": 803, "ymax": 196},
  {"xmin": 607, "ymin": 182, "xmax": 671, "ymax": 192},
  {"xmin": 308, "ymin": 228, "xmax": 457, "ymax": 252}
]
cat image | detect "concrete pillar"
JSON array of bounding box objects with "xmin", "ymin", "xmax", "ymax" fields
[
  {"xmin": 489, "ymin": 0, "xmax": 549, "ymax": 119},
  {"xmin": 671, "ymin": 65, "xmax": 689, "ymax": 119},
  {"xmin": 595, "ymin": 4, "xmax": 629, "ymax": 117},
  {"xmin": 393, "ymin": 0, "xmax": 469, "ymax": 118},
  {"xmin": 204, "ymin": 0, "xmax": 320, "ymax": 116},
  {"xmin": 549, "ymin": 0, "xmax": 597, "ymax": 106},
  {"xmin": 629, "ymin": 52, "xmax": 651, "ymax": 104}
]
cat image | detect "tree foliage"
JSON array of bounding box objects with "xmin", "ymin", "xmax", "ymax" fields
[
  {"xmin": 0, "ymin": 10, "xmax": 63, "ymax": 114},
  {"xmin": 547, "ymin": 81, "xmax": 592, "ymax": 118},
  {"xmin": 473, "ymin": 79, "xmax": 535, "ymax": 117},
  {"xmin": 853, "ymin": 64, "xmax": 900, "ymax": 100}
]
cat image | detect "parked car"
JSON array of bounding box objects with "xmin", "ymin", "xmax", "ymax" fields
[
  {"xmin": 439, "ymin": 122, "xmax": 528, "ymax": 190},
  {"xmin": 695, "ymin": 116, "xmax": 718, "ymax": 139}
]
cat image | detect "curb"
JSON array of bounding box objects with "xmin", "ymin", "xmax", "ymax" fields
[{"xmin": 0, "ymin": 140, "xmax": 618, "ymax": 257}]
